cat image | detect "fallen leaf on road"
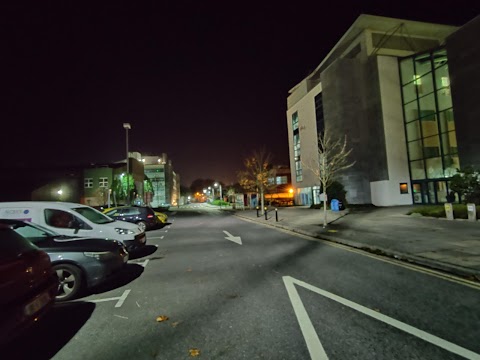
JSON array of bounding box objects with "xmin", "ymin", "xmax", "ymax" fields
[
  {"xmin": 186, "ymin": 268, "xmax": 192, "ymax": 272},
  {"xmin": 189, "ymin": 348, "xmax": 200, "ymax": 357},
  {"xmin": 156, "ymin": 315, "xmax": 169, "ymax": 322},
  {"xmin": 171, "ymin": 321, "xmax": 182, "ymax": 327},
  {"xmin": 374, "ymin": 308, "xmax": 381, "ymax": 313},
  {"xmin": 328, "ymin": 229, "xmax": 338, "ymax": 233}
]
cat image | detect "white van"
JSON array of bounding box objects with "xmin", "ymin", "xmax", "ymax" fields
[{"xmin": 0, "ymin": 201, "xmax": 147, "ymax": 251}]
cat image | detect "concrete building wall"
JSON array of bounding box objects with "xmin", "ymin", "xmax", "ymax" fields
[
  {"xmin": 321, "ymin": 57, "xmax": 371, "ymax": 204},
  {"xmin": 446, "ymin": 15, "xmax": 480, "ymax": 169},
  {"xmin": 372, "ymin": 55, "xmax": 413, "ymax": 206}
]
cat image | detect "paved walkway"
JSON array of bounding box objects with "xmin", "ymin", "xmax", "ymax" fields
[{"xmin": 229, "ymin": 205, "xmax": 480, "ymax": 282}]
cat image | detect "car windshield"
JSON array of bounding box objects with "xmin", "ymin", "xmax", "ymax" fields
[{"xmin": 73, "ymin": 207, "xmax": 115, "ymax": 224}]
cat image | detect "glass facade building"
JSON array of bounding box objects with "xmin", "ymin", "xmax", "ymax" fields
[
  {"xmin": 400, "ymin": 47, "xmax": 459, "ymax": 204},
  {"xmin": 292, "ymin": 112, "xmax": 303, "ymax": 182}
]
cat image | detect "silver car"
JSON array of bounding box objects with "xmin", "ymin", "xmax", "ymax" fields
[{"xmin": 1, "ymin": 219, "xmax": 129, "ymax": 301}]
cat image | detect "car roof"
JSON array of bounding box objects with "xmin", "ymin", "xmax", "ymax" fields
[{"xmin": 0, "ymin": 201, "xmax": 91, "ymax": 210}]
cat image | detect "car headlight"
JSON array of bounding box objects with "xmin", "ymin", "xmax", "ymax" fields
[
  {"xmin": 115, "ymin": 228, "xmax": 135, "ymax": 235},
  {"xmin": 84, "ymin": 251, "xmax": 115, "ymax": 261}
]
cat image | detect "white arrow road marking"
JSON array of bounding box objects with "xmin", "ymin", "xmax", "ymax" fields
[
  {"xmin": 283, "ymin": 276, "xmax": 480, "ymax": 360},
  {"xmin": 223, "ymin": 230, "xmax": 242, "ymax": 245},
  {"xmin": 90, "ymin": 289, "xmax": 131, "ymax": 308}
]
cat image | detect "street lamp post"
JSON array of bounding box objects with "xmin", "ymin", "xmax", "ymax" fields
[{"xmin": 123, "ymin": 123, "xmax": 131, "ymax": 205}]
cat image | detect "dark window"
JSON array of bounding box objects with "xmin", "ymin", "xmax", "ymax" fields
[{"xmin": 314, "ymin": 93, "xmax": 325, "ymax": 135}]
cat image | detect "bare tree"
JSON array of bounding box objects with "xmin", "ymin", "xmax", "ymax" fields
[
  {"xmin": 303, "ymin": 129, "xmax": 355, "ymax": 228},
  {"xmin": 237, "ymin": 147, "xmax": 276, "ymax": 211}
]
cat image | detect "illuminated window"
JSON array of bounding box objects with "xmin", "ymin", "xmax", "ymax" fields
[
  {"xmin": 399, "ymin": 183, "xmax": 409, "ymax": 194},
  {"xmin": 84, "ymin": 178, "xmax": 93, "ymax": 188}
]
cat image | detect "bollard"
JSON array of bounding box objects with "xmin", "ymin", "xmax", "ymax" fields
[
  {"xmin": 264, "ymin": 207, "xmax": 268, "ymax": 220},
  {"xmin": 275, "ymin": 208, "xmax": 278, "ymax": 222},
  {"xmin": 256, "ymin": 206, "xmax": 260, "ymax": 217}
]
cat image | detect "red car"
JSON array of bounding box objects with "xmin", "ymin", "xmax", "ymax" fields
[{"xmin": 0, "ymin": 224, "xmax": 59, "ymax": 346}]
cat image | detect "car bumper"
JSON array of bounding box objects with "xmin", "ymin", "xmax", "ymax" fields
[
  {"xmin": 124, "ymin": 232, "xmax": 147, "ymax": 251},
  {"xmin": 83, "ymin": 252, "xmax": 129, "ymax": 288},
  {"xmin": 0, "ymin": 273, "xmax": 58, "ymax": 346}
]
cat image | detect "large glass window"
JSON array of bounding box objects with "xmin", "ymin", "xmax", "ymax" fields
[
  {"xmin": 415, "ymin": 72, "xmax": 434, "ymax": 96},
  {"xmin": 292, "ymin": 112, "xmax": 299, "ymax": 131},
  {"xmin": 400, "ymin": 57, "xmax": 415, "ymax": 85},
  {"xmin": 439, "ymin": 109, "xmax": 455, "ymax": 132},
  {"xmin": 408, "ymin": 140, "xmax": 423, "ymax": 161},
  {"xmin": 410, "ymin": 160, "xmax": 426, "ymax": 180},
  {"xmin": 414, "ymin": 55, "xmax": 432, "ymax": 77},
  {"xmin": 437, "ymin": 90, "xmax": 453, "ymax": 111},
  {"xmin": 406, "ymin": 120, "xmax": 421, "ymax": 141},
  {"xmin": 400, "ymin": 47, "xmax": 459, "ymax": 204},
  {"xmin": 292, "ymin": 112, "xmax": 302, "ymax": 182},
  {"xmin": 402, "ymin": 82, "xmax": 417, "ymax": 104},
  {"xmin": 404, "ymin": 100, "xmax": 419, "ymax": 123}
]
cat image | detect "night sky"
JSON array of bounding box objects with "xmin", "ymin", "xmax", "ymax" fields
[{"xmin": 2, "ymin": 1, "xmax": 479, "ymax": 186}]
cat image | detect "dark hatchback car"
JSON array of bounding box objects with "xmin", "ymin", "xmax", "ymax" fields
[
  {"xmin": 0, "ymin": 224, "xmax": 58, "ymax": 346},
  {"xmin": 103, "ymin": 206, "xmax": 160, "ymax": 232},
  {"xmin": 2, "ymin": 219, "xmax": 129, "ymax": 302}
]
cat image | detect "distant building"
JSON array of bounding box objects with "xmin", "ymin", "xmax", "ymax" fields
[
  {"xmin": 142, "ymin": 153, "xmax": 179, "ymax": 207},
  {"xmin": 264, "ymin": 165, "xmax": 294, "ymax": 206},
  {"xmin": 82, "ymin": 153, "xmax": 144, "ymax": 207},
  {"xmin": 287, "ymin": 14, "xmax": 480, "ymax": 206}
]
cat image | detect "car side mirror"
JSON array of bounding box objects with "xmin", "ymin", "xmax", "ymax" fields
[{"xmin": 69, "ymin": 220, "xmax": 82, "ymax": 234}]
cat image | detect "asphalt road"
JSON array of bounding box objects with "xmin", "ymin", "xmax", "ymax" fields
[{"xmin": 5, "ymin": 204, "xmax": 480, "ymax": 360}]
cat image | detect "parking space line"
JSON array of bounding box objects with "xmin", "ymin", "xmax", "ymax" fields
[
  {"xmin": 284, "ymin": 276, "xmax": 480, "ymax": 360},
  {"xmin": 115, "ymin": 289, "xmax": 131, "ymax": 308},
  {"xmin": 90, "ymin": 289, "xmax": 131, "ymax": 307}
]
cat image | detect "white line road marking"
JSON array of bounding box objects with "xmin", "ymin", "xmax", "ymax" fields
[
  {"xmin": 283, "ymin": 276, "xmax": 480, "ymax": 360},
  {"xmin": 223, "ymin": 230, "xmax": 242, "ymax": 245},
  {"xmin": 148, "ymin": 236, "xmax": 164, "ymax": 239},
  {"xmin": 114, "ymin": 315, "xmax": 129, "ymax": 319},
  {"xmin": 90, "ymin": 289, "xmax": 131, "ymax": 307},
  {"xmin": 160, "ymin": 236, "xmax": 164, "ymax": 239},
  {"xmin": 115, "ymin": 289, "xmax": 131, "ymax": 308},
  {"xmin": 283, "ymin": 277, "xmax": 328, "ymax": 360},
  {"xmin": 137, "ymin": 259, "xmax": 150, "ymax": 268},
  {"xmin": 136, "ymin": 301, "xmax": 141, "ymax": 308}
]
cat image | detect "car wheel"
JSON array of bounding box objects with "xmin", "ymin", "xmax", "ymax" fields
[
  {"xmin": 53, "ymin": 264, "xmax": 83, "ymax": 301},
  {"xmin": 137, "ymin": 221, "xmax": 147, "ymax": 232}
]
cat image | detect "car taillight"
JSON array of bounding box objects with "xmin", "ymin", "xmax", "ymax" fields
[{"xmin": 147, "ymin": 214, "xmax": 154, "ymax": 218}]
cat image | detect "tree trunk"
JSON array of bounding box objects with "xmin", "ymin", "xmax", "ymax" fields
[
  {"xmin": 260, "ymin": 189, "xmax": 265, "ymax": 212},
  {"xmin": 323, "ymin": 197, "xmax": 327, "ymax": 228}
]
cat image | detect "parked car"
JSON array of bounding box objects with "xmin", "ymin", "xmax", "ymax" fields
[
  {"xmin": 154, "ymin": 210, "xmax": 168, "ymax": 224},
  {"xmin": 0, "ymin": 202, "xmax": 146, "ymax": 252},
  {"xmin": 1, "ymin": 219, "xmax": 129, "ymax": 302},
  {"xmin": 0, "ymin": 223, "xmax": 58, "ymax": 346},
  {"xmin": 102, "ymin": 206, "xmax": 161, "ymax": 231}
]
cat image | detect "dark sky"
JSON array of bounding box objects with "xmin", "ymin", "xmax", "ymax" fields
[{"xmin": 2, "ymin": 1, "xmax": 479, "ymax": 186}]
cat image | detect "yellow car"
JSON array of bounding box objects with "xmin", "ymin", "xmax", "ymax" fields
[{"xmin": 154, "ymin": 211, "xmax": 168, "ymax": 224}]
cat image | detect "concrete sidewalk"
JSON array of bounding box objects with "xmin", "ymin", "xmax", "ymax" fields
[{"xmin": 231, "ymin": 205, "xmax": 480, "ymax": 281}]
